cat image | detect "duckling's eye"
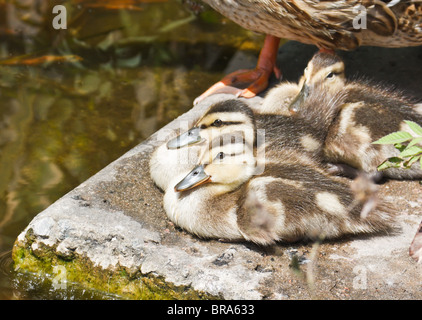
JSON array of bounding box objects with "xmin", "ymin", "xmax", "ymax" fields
[
  {"xmin": 216, "ymin": 152, "xmax": 225, "ymax": 160},
  {"xmin": 212, "ymin": 119, "xmax": 223, "ymax": 127},
  {"xmin": 326, "ymin": 72, "xmax": 335, "ymax": 79}
]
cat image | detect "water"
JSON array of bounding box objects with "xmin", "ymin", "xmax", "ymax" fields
[{"xmin": 0, "ymin": 0, "xmax": 264, "ymax": 299}]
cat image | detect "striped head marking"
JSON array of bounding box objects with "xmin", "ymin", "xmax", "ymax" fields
[
  {"xmin": 302, "ymin": 52, "xmax": 346, "ymax": 93},
  {"xmin": 289, "ymin": 52, "xmax": 346, "ymax": 115},
  {"xmin": 168, "ymin": 99, "xmax": 256, "ymax": 149},
  {"xmin": 174, "ymin": 131, "xmax": 257, "ymax": 192}
]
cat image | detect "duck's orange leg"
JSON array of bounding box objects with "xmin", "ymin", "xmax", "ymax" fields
[
  {"xmin": 318, "ymin": 47, "xmax": 335, "ymax": 54},
  {"xmin": 194, "ymin": 35, "xmax": 281, "ymax": 105}
]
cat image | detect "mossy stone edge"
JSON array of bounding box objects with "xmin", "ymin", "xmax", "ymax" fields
[{"xmin": 12, "ymin": 228, "xmax": 220, "ymax": 300}]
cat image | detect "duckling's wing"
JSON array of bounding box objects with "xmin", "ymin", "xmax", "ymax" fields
[{"xmin": 237, "ymin": 189, "xmax": 279, "ymax": 245}]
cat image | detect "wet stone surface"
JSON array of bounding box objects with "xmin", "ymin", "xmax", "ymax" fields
[{"xmin": 12, "ymin": 41, "xmax": 422, "ymax": 299}]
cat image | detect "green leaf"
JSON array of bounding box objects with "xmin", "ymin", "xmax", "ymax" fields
[
  {"xmin": 400, "ymin": 145, "xmax": 422, "ymax": 158},
  {"xmin": 404, "ymin": 120, "xmax": 422, "ymax": 136},
  {"xmin": 372, "ymin": 131, "xmax": 413, "ymax": 145},
  {"xmin": 404, "ymin": 155, "xmax": 421, "ymax": 168},
  {"xmin": 407, "ymin": 137, "xmax": 422, "ymax": 147},
  {"xmin": 377, "ymin": 157, "xmax": 404, "ymax": 171},
  {"xmin": 394, "ymin": 143, "xmax": 406, "ymax": 152}
]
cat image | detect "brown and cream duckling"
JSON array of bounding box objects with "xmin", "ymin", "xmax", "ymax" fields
[
  {"xmin": 260, "ymin": 53, "xmax": 346, "ymax": 115},
  {"xmin": 272, "ymin": 51, "xmax": 422, "ymax": 180}
]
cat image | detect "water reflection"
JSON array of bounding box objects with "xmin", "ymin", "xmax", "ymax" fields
[{"xmin": 0, "ymin": 0, "xmax": 263, "ymax": 299}]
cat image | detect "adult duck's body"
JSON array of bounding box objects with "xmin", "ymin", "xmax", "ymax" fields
[
  {"xmin": 205, "ymin": 0, "xmax": 422, "ymax": 50},
  {"xmin": 195, "ymin": 0, "xmax": 422, "ymax": 103}
]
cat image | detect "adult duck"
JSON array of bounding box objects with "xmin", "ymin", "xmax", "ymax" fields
[{"xmin": 194, "ymin": 0, "xmax": 422, "ymax": 104}]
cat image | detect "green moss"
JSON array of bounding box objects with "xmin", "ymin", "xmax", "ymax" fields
[{"xmin": 12, "ymin": 235, "xmax": 220, "ymax": 300}]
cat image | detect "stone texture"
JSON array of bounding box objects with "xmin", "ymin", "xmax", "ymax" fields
[{"xmin": 12, "ymin": 41, "xmax": 422, "ymax": 299}]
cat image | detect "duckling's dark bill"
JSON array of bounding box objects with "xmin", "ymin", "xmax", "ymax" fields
[
  {"xmin": 167, "ymin": 127, "xmax": 202, "ymax": 149},
  {"xmin": 174, "ymin": 165, "xmax": 211, "ymax": 192},
  {"xmin": 288, "ymin": 83, "xmax": 309, "ymax": 115}
]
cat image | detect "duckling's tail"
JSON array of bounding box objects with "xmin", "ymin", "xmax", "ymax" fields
[{"xmin": 346, "ymin": 173, "xmax": 397, "ymax": 236}]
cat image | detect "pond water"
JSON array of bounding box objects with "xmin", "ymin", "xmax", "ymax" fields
[{"xmin": 0, "ymin": 0, "xmax": 265, "ymax": 299}]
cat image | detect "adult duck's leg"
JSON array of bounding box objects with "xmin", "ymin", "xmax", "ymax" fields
[
  {"xmin": 193, "ymin": 35, "xmax": 281, "ymax": 105},
  {"xmin": 319, "ymin": 47, "xmax": 335, "ymax": 54}
]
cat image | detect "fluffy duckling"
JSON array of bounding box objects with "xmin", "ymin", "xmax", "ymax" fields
[
  {"xmin": 151, "ymin": 99, "xmax": 395, "ymax": 244},
  {"xmin": 166, "ymin": 99, "xmax": 257, "ymax": 150},
  {"xmin": 288, "ymin": 52, "xmax": 346, "ymax": 115},
  {"xmin": 273, "ymin": 51, "xmax": 422, "ymax": 180},
  {"xmin": 260, "ymin": 52, "xmax": 346, "ymax": 115},
  {"xmin": 164, "ymin": 129, "xmax": 394, "ymax": 245}
]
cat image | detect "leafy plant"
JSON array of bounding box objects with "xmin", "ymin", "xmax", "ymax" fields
[{"xmin": 372, "ymin": 120, "xmax": 422, "ymax": 171}]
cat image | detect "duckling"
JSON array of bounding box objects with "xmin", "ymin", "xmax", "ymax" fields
[
  {"xmin": 164, "ymin": 129, "xmax": 395, "ymax": 245},
  {"xmin": 152, "ymin": 99, "xmax": 395, "ymax": 244},
  {"xmin": 260, "ymin": 52, "xmax": 346, "ymax": 116},
  {"xmin": 278, "ymin": 51, "xmax": 422, "ymax": 180},
  {"xmin": 166, "ymin": 99, "xmax": 257, "ymax": 150}
]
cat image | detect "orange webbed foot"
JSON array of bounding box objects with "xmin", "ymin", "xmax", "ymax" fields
[{"xmin": 194, "ymin": 35, "xmax": 281, "ymax": 105}]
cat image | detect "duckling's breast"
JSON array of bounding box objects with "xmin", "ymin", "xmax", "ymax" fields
[
  {"xmin": 163, "ymin": 183, "xmax": 244, "ymax": 241},
  {"xmin": 149, "ymin": 143, "xmax": 203, "ymax": 191},
  {"xmin": 260, "ymin": 82, "xmax": 300, "ymax": 115}
]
